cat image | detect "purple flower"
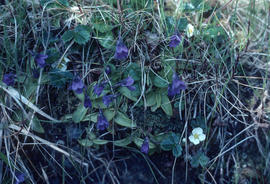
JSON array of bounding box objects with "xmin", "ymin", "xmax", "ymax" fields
[
  {"xmin": 15, "ymin": 173, "xmax": 25, "ymax": 184},
  {"xmin": 169, "ymin": 33, "xmax": 182, "ymax": 48},
  {"xmin": 141, "ymin": 137, "xmax": 149, "ymax": 154},
  {"xmin": 35, "ymin": 53, "xmax": 48, "ymax": 68},
  {"xmin": 84, "ymin": 95, "xmax": 92, "ymax": 108},
  {"xmin": 71, "ymin": 76, "xmax": 84, "ymax": 94},
  {"xmin": 102, "ymin": 94, "xmax": 116, "ymax": 107},
  {"xmin": 105, "ymin": 66, "xmax": 111, "ymax": 75},
  {"xmin": 168, "ymin": 73, "xmax": 187, "ymax": 97},
  {"xmin": 119, "ymin": 76, "xmax": 136, "ymax": 91},
  {"xmin": 93, "ymin": 82, "xmax": 107, "ymax": 96},
  {"xmin": 97, "ymin": 109, "xmax": 109, "ymax": 131},
  {"xmin": 3, "ymin": 73, "xmax": 15, "ymax": 86},
  {"xmin": 114, "ymin": 38, "xmax": 128, "ymax": 60}
]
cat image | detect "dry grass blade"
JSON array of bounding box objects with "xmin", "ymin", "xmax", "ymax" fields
[{"xmin": 0, "ymin": 83, "xmax": 60, "ymax": 123}]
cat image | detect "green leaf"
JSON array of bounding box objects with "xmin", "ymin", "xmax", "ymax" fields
[
  {"xmin": 87, "ymin": 131, "xmax": 97, "ymax": 140},
  {"xmin": 199, "ymin": 154, "xmax": 209, "ymax": 167},
  {"xmin": 191, "ymin": 151, "xmax": 208, "ymax": 168},
  {"xmin": 156, "ymin": 92, "xmax": 162, "ymax": 108},
  {"xmin": 73, "ymin": 25, "xmax": 91, "ymax": 45},
  {"xmin": 62, "ymin": 30, "xmax": 74, "ymax": 43},
  {"xmin": 153, "ymin": 76, "xmax": 168, "ymax": 88},
  {"xmin": 114, "ymin": 136, "xmax": 132, "ymax": 147},
  {"xmin": 151, "ymin": 102, "xmax": 159, "ymax": 112},
  {"xmin": 127, "ymin": 63, "xmax": 141, "ymax": 81},
  {"xmin": 177, "ymin": 18, "xmax": 188, "ymax": 31},
  {"xmin": 92, "ymin": 139, "xmax": 109, "ymax": 145},
  {"xmin": 119, "ymin": 87, "xmax": 138, "ymax": 101},
  {"xmin": 104, "ymin": 109, "xmax": 116, "ymax": 121},
  {"xmin": 92, "ymin": 99, "xmax": 107, "ymax": 109},
  {"xmin": 78, "ymin": 139, "xmax": 93, "ymax": 147},
  {"xmin": 160, "ymin": 138, "xmax": 175, "ymax": 151},
  {"xmin": 190, "ymin": 116, "xmax": 207, "ymax": 131},
  {"xmin": 75, "ymin": 92, "xmax": 85, "ymax": 102},
  {"xmin": 161, "ymin": 95, "xmax": 173, "ymax": 116},
  {"xmin": 49, "ymin": 69, "xmax": 73, "ymax": 88},
  {"xmin": 93, "ymin": 23, "xmax": 113, "ymax": 33},
  {"xmin": 160, "ymin": 132, "xmax": 179, "ymax": 151},
  {"xmin": 172, "ymin": 144, "xmax": 182, "ymax": 157},
  {"xmin": 62, "ymin": 25, "xmax": 91, "ymax": 45},
  {"xmin": 146, "ymin": 93, "xmax": 156, "ymax": 107},
  {"xmin": 24, "ymin": 79, "xmax": 37, "ymax": 99},
  {"xmin": 81, "ymin": 112, "xmax": 97, "ymax": 122},
  {"xmin": 97, "ymin": 32, "xmax": 114, "ymax": 49},
  {"xmin": 114, "ymin": 112, "xmax": 136, "ymax": 128},
  {"xmin": 72, "ymin": 104, "xmax": 87, "ymax": 123},
  {"xmin": 133, "ymin": 137, "xmax": 156, "ymax": 149},
  {"xmin": 31, "ymin": 116, "xmax": 45, "ymax": 133},
  {"xmin": 152, "ymin": 132, "xmax": 170, "ymax": 143}
]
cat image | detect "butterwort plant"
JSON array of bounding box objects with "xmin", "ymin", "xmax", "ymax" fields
[
  {"xmin": 15, "ymin": 173, "xmax": 25, "ymax": 184},
  {"xmin": 3, "ymin": 73, "xmax": 15, "ymax": 86},
  {"xmin": 35, "ymin": 53, "xmax": 48, "ymax": 68},
  {"xmin": 94, "ymin": 82, "xmax": 107, "ymax": 96},
  {"xmin": 97, "ymin": 109, "xmax": 109, "ymax": 131},
  {"xmin": 114, "ymin": 37, "xmax": 128, "ymax": 60},
  {"xmin": 29, "ymin": 50, "xmax": 48, "ymax": 68},
  {"xmin": 118, "ymin": 76, "xmax": 136, "ymax": 91},
  {"xmin": 71, "ymin": 75, "xmax": 84, "ymax": 94},
  {"xmin": 141, "ymin": 137, "xmax": 149, "ymax": 154},
  {"xmin": 84, "ymin": 95, "xmax": 92, "ymax": 108},
  {"xmin": 169, "ymin": 32, "xmax": 182, "ymax": 48},
  {"xmin": 168, "ymin": 73, "xmax": 187, "ymax": 97},
  {"xmin": 102, "ymin": 94, "xmax": 117, "ymax": 107}
]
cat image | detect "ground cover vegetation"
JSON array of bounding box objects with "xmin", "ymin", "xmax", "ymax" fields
[{"xmin": 0, "ymin": 0, "xmax": 270, "ymax": 183}]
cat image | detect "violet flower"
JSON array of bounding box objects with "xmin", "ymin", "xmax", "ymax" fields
[
  {"xmin": 114, "ymin": 38, "xmax": 128, "ymax": 60},
  {"xmin": 3, "ymin": 73, "xmax": 15, "ymax": 86},
  {"xmin": 169, "ymin": 33, "xmax": 182, "ymax": 48},
  {"xmin": 93, "ymin": 82, "xmax": 107, "ymax": 96},
  {"xmin": 35, "ymin": 53, "xmax": 48, "ymax": 68},
  {"xmin": 105, "ymin": 66, "xmax": 111, "ymax": 75},
  {"xmin": 141, "ymin": 137, "xmax": 149, "ymax": 154},
  {"xmin": 84, "ymin": 95, "xmax": 92, "ymax": 108},
  {"xmin": 71, "ymin": 76, "xmax": 84, "ymax": 94},
  {"xmin": 15, "ymin": 173, "xmax": 25, "ymax": 184},
  {"xmin": 102, "ymin": 94, "xmax": 116, "ymax": 107},
  {"xmin": 168, "ymin": 73, "xmax": 187, "ymax": 97},
  {"xmin": 119, "ymin": 76, "xmax": 136, "ymax": 91},
  {"xmin": 97, "ymin": 109, "xmax": 109, "ymax": 131}
]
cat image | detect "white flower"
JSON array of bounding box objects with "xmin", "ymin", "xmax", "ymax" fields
[
  {"xmin": 188, "ymin": 127, "xmax": 206, "ymax": 145},
  {"xmin": 186, "ymin": 24, "xmax": 195, "ymax": 38}
]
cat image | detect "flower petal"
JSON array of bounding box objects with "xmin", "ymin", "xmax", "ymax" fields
[
  {"xmin": 189, "ymin": 135, "xmax": 195, "ymax": 144},
  {"xmin": 141, "ymin": 137, "xmax": 149, "ymax": 154},
  {"xmin": 198, "ymin": 134, "xmax": 206, "ymax": 141},
  {"xmin": 193, "ymin": 139, "xmax": 200, "ymax": 145},
  {"xmin": 192, "ymin": 127, "xmax": 203, "ymax": 135},
  {"xmin": 169, "ymin": 34, "xmax": 181, "ymax": 48}
]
